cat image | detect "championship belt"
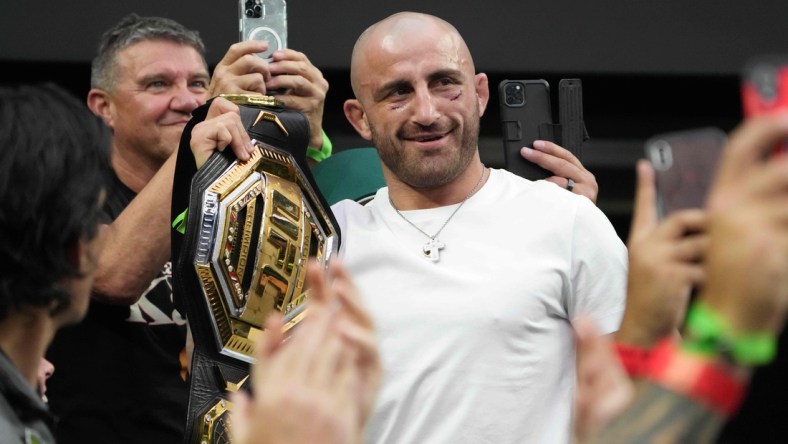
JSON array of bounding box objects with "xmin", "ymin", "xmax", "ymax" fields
[{"xmin": 171, "ymin": 95, "xmax": 340, "ymax": 444}]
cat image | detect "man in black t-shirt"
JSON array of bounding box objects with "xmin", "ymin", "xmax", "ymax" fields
[{"xmin": 45, "ymin": 13, "xmax": 330, "ymax": 443}]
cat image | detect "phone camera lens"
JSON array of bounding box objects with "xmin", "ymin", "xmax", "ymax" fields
[{"xmin": 504, "ymin": 83, "xmax": 525, "ymax": 107}]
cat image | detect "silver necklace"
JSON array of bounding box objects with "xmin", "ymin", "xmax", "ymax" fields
[{"xmin": 389, "ymin": 166, "xmax": 487, "ymax": 262}]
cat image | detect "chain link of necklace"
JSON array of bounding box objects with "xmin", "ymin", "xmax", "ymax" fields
[{"xmin": 388, "ymin": 166, "xmax": 488, "ymax": 261}]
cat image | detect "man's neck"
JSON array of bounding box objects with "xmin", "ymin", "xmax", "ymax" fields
[
  {"xmin": 111, "ymin": 142, "xmax": 166, "ymax": 193},
  {"xmin": 386, "ymin": 157, "xmax": 488, "ymax": 211},
  {"xmin": 0, "ymin": 312, "xmax": 55, "ymax": 390}
]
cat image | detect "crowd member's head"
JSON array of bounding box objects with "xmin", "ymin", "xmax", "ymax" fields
[
  {"xmin": 343, "ymin": 12, "xmax": 489, "ymax": 190},
  {"xmin": 87, "ymin": 14, "xmax": 210, "ymax": 175},
  {"xmin": 0, "ymin": 83, "xmax": 110, "ymax": 332}
]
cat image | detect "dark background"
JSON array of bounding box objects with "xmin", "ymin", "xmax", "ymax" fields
[{"xmin": 2, "ymin": 1, "xmax": 786, "ymax": 440}]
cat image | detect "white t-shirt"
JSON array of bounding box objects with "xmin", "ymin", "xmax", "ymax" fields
[{"xmin": 332, "ymin": 168, "xmax": 627, "ymax": 444}]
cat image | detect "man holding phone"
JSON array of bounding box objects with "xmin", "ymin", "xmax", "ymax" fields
[
  {"xmin": 44, "ymin": 13, "xmax": 329, "ymax": 443},
  {"xmin": 191, "ymin": 11, "xmax": 626, "ymax": 443}
]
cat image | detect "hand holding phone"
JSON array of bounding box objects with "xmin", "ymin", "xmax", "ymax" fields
[
  {"xmin": 499, "ymin": 79, "xmax": 554, "ymax": 180},
  {"xmin": 644, "ymin": 127, "xmax": 727, "ymax": 219},
  {"xmin": 240, "ymin": 0, "xmax": 287, "ymax": 60}
]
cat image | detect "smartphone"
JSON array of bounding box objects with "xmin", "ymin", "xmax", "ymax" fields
[
  {"xmin": 499, "ymin": 79, "xmax": 554, "ymax": 180},
  {"xmin": 742, "ymin": 55, "xmax": 788, "ymax": 156},
  {"xmin": 644, "ymin": 127, "xmax": 727, "ymax": 219},
  {"xmin": 239, "ymin": 0, "xmax": 287, "ymax": 60}
]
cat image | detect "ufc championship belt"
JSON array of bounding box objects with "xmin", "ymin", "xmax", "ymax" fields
[{"xmin": 171, "ymin": 95, "xmax": 340, "ymax": 444}]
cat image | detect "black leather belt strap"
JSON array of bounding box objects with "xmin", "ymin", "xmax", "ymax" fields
[{"xmin": 171, "ymin": 97, "xmax": 339, "ymax": 444}]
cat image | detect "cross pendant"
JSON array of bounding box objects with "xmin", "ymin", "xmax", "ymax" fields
[{"xmin": 422, "ymin": 238, "xmax": 445, "ymax": 262}]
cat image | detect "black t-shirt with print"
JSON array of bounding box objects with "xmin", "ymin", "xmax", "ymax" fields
[{"xmin": 46, "ymin": 172, "xmax": 188, "ymax": 444}]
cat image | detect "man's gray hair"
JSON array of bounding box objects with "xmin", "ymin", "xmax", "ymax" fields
[{"xmin": 91, "ymin": 13, "xmax": 207, "ymax": 90}]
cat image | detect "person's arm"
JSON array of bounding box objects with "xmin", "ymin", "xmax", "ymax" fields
[
  {"xmin": 585, "ymin": 380, "xmax": 724, "ymax": 444},
  {"xmin": 91, "ymin": 154, "xmax": 178, "ymax": 304}
]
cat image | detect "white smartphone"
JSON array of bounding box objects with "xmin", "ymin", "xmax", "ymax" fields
[{"xmin": 239, "ymin": 0, "xmax": 287, "ymax": 60}]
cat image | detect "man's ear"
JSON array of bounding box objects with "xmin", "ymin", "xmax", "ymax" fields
[
  {"xmin": 474, "ymin": 73, "xmax": 490, "ymax": 117},
  {"xmin": 87, "ymin": 88, "xmax": 115, "ymax": 129},
  {"xmin": 343, "ymin": 99, "xmax": 373, "ymax": 141}
]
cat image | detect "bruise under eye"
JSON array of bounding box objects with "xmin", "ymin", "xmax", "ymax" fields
[{"xmin": 450, "ymin": 90, "xmax": 463, "ymax": 101}]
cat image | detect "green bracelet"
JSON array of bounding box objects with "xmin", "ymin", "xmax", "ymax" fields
[
  {"xmin": 682, "ymin": 301, "xmax": 777, "ymax": 366},
  {"xmin": 306, "ymin": 130, "xmax": 333, "ymax": 163}
]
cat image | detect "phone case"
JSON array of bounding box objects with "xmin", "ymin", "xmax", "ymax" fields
[
  {"xmin": 644, "ymin": 127, "xmax": 727, "ymax": 219},
  {"xmin": 239, "ymin": 0, "xmax": 287, "ymax": 60},
  {"xmin": 499, "ymin": 79, "xmax": 554, "ymax": 180},
  {"xmin": 742, "ymin": 55, "xmax": 788, "ymax": 156},
  {"xmin": 558, "ymin": 79, "xmax": 585, "ymax": 159}
]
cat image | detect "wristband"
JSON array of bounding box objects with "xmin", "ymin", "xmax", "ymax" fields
[
  {"xmin": 683, "ymin": 301, "xmax": 777, "ymax": 366},
  {"xmin": 647, "ymin": 338, "xmax": 748, "ymax": 417},
  {"xmin": 614, "ymin": 342, "xmax": 652, "ymax": 378},
  {"xmin": 306, "ymin": 130, "xmax": 333, "ymax": 163}
]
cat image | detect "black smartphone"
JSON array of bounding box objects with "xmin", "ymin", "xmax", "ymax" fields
[
  {"xmin": 742, "ymin": 55, "xmax": 788, "ymax": 157},
  {"xmin": 644, "ymin": 127, "xmax": 727, "ymax": 219},
  {"xmin": 239, "ymin": 0, "xmax": 287, "ymax": 61},
  {"xmin": 499, "ymin": 79, "xmax": 554, "ymax": 180}
]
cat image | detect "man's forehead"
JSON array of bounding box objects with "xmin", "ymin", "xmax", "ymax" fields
[
  {"xmin": 360, "ymin": 35, "xmax": 469, "ymax": 82},
  {"xmin": 116, "ymin": 40, "xmax": 208, "ymax": 78}
]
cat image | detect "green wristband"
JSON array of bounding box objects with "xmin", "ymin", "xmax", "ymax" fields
[
  {"xmin": 306, "ymin": 130, "xmax": 333, "ymax": 163},
  {"xmin": 682, "ymin": 301, "xmax": 777, "ymax": 366}
]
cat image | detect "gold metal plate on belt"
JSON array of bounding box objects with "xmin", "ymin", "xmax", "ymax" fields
[{"xmin": 192, "ymin": 138, "xmax": 338, "ymax": 363}]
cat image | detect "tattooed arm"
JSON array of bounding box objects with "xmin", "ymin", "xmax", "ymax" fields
[{"xmin": 586, "ymin": 382, "xmax": 723, "ymax": 444}]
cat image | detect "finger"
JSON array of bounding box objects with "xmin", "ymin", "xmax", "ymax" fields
[
  {"xmin": 628, "ymin": 160, "xmax": 659, "ymax": 242},
  {"xmin": 228, "ymin": 391, "xmax": 252, "ymax": 444},
  {"xmin": 278, "ymin": 296, "xmax": 337, "ymax": 381},
  {"xmin": 310, "ymin": 331, "xmax": 347, "ymax": 389},
  {"xmin": 740, "ymin": 155, "xmax": 788, "ymax": 198},
  {"xmin": 306, "ymin": 258, "xmax": 334, "ymax": 305},
  {"xmin": 268, "ymin": 51, "xmax": 324, "ymax": 84},
  {"xmin": 684, "ymin": 264, "xmax": 707, "ymax": 287},
  {"xmin": 268, "ymin": 76, "xmax": 328, "ymax": 103},
  {"xmin": 205, "ymin": 97, "xmax": 241, "ymax": 120},
  {"xmin": 714, "ymin": 113, "xmax": 788, "ymax": 189},
  {"xmin": 217, "ymin": 41, "xmax": 270, "ymax": 67},
  {"xmin": 224, "ymin": 114, "xmax": 255, "ymax": 161},
  {"xmin": 261, "ymin": 312, "xmax": 285, "ymax": 356},
  {"xmin": 337, "ymin": 319, "xmax": 381, "ymax": 388},
  {"xmin": 330, "ymin": 261, "xmax": 374, "ymax": 329},
  {"xmin": 200, "ymin": 106, "xmax": 254, "ymax": 160},
  {"xmin": 190, "ymin": 121, "xmax": 235, "ymax": 168},
  {"xmin": 220, "ymin": 53, "xmax": 271, "ymax": 78},
  {"xmin": 521, "ymin": 146, "xmax": 581, "ymax": 179},
  {"xmin": 270, "ymin": 48, "xmax": 311, "ymax": 64},
  {"xmin": 670, "ymin": 234, "xmax": 709, "ymax": 262},
  {"xmin": 656, "ymin": 208, "xmax": 707, "ymax": 240},
  {"xmin": 532, "ymin": 140, "xmax": 583, "ymax": 167},
  {"xmin": 214, "ymin": 73, "xmax": 269, "ymax": 95},
  {"xmin": 329, "ymin": 346, "xmax": 358, "ymax": 417},
  {"xmin": 250, "ymin": 313, "xmax": 285, "ymax": 386}
]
